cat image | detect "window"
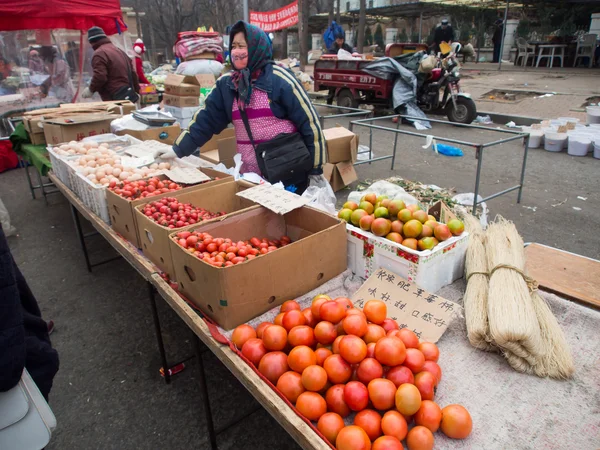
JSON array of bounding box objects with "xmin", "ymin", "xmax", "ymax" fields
[
  {"xmin": 368, "ymin": 0, "xmax": 373, "ymax": 7},
  {"xmin": 346, "ymin": 2, "xmax": 350, "ymax": 11}
]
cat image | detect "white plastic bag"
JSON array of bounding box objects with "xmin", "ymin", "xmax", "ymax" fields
[
  {"xmin": 0, "ymin": 197, "xmax": 16, "ymax": 236},
  {"xmin": 213, "ymin": 154, "xmax": 269, "ymax": 184},
  {"xmin": 347, "ymin": 180, "xmax": 421, "ymax": 208},
  {"xmin": 301, "ymin": 175, "xmax": 337, "ymax": 215},
  {"xmin": 176, "ymin": 60, "xmax": 224, "ymax": 77},
  {"xmin": 337, "ymin": 49, "xmax": 360, "ymax": 60},
  {"xmin": 452, "ymin": 193, "xmax": 489, "ymax": 228}
]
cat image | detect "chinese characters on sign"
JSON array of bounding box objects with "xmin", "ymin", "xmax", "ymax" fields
[
  {"xmin": 236, "ymin": 184, "xmax": 308, "ymax": 215},
  {"xmin": 163, "ymin": 167, "xmax": 211, "ymax": 184},
  {"xmin": 250, "ymin": 1, "xmax": 298, "ymax": 32},
  {"xmin": 350, "ymin": 268, "xmax": 457, "ymax": 342}
]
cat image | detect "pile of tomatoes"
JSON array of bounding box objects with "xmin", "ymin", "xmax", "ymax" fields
[
  {"xmin": 142, "ymin": 198, "xmax": 224, "ymax": 229},
  {"xmin": 175, "ymin": 233, "xmax": 292, "ymax": 268},
  {"xmin": 231, "ymin": 296, "xmax": 472, "ymax": 450},
  {"xmin": 109, "ymin": 176, "xmax": 186, "ymax": 200}
]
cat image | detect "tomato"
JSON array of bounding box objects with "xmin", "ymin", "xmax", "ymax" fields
[
  {"xmin": 320, "ymin": 301, "xmax": 347, "ymax": 324},
  {"xmin": 414, "ymin": 400, "xmax": 442, "ymax": 433},
  {"xmin": 334, "ymin": 297, "xmax": 353, "ymax": 311},
  {"xmin": 403, "ymin": 348, "xmax": 426, "ymax": 373},
  {"xmin": 343, "ymin": 314, "xmax": 368, "ymax": 337},
  {"xmin": 273, "ymin": 312, "xmax": 285, "ymax": 327},
  {"xmin": 255, "ymin": 322, "xmax": 271, "ymax": 339},
  {"xmin": 381, "ymin": 410, "xmax": 408, "ymax": 441},
  {"xmin": 413, "ymin": 371, "xmax": 436, "ymax": 401},
  {"xmin": 301, "ymin": 364, "xmax": 328, "ymax": 392},
  {"xmin": 250, "ymin": 237, "xmax": 261, "ymax": 247},
  {"xmin": 314, "ymin": 321, "xmax": 338, "ymax": 345},
  {"xmin": 354, "ymin": 409, "xmax": 382, "ymax": 441},
  {"xmin": 295, "ymin": 391, "xmax": 327, "ymax": 421},
  {"xmin": 344, "ymin": 381, "xmax": 369, "ymax": 412},
  {"xmin": 366, "ymin": 342, "xmax": 376, "ymax": 359},
  {"xmin": 258, "ymin": 351, "xmax": 289, "ymax": 384},
  {"xmin": 325, "ymin": 384, "xmax": 351, "ymax": 417},
  {"xmin": 288, "ymin": 346, "xmax": 317, "ymax": 373},
  {"xmin": 336, "ymin": 320, "xmax": 346, "ymax": 337},
  {"xmin": 317, "ymin": 412, "xmax": 345, "ymax": 444},
  {"xmin": 231, "ymin": 324, "xmax": 257, "ymax": 349},
  {"xmin": 323, "ymin": 354, "xmax": 352, "ymax": 384},
  {"xmin": 301, "ymin": 308, "xmax": 318, "ymax": 328},
  {"xmin": 440, "ymin": 404, "xmax": 472, "ymax": 439},
  {"xmin": 372, "ymin": 436, "xmax": 403, "ymax": 450},
  {"xmin": 420, "ymin": 361, "xmax": 442, "ymax": 385},
  {"xmin": 339, "ymin": 335, "xmax": 368, "ymax": 365},
  {"xmin": 363, "ymin": 300, "xmax": 387, "ymax": 324},
  {"xmin": 374, "ymin": 337, "xmax": 406, "ymax": 367},
  {"xmin": 288, "ymin": 325, "xmax": 316, "ymax": 348},
  {"xmin": 406, "ymin": 426, "xmax": 434, "ymax": 450},
  {"xmin": 398, "ymin": 328, "xmax": 423, "ymax": 349},
  {"xmin": 418, "ymin": 342, "xmax": 440, "ymax": 362},
  {"xmin": 368, "ymin": 378, "xmax": 396, "ymax": 410},
  {"xmin": 332, "ymin": 335, "xmax": 344, "ymax": 354},
  {"xmin": 281, "ymin": 309, "xmax": 307, "ymax": 331},
  {"xmin": 262, "ymin": 324, "xmax": 288, "ymax": 351},
  {"xmin": 315, "ymin": 347, "xmax": 332, "ymax": 366},
  {"xmin": 241, "ymin": 338, "xmax": 267, "ymax": 366},
  {"xmin": 276, "ymin": 371, "xmax": 305, "ymax": 403},
  {"xmin": 381, "ymin": 318, "xmax": 399, "ymax": 333},
  {"xmin": 356, "ymin": 358, "xmax": 383, "ymax": 384},
  {"xmin": 280, "ymin": 300, "xmax": 301, "ymax": 313},
  {"xmin": 335, "ymin": 425, "xmax": 371, "ymax": 450},
  {"xmin": 363, "ymin": 324, "xmax": 386, "ymax": 345},
  {"xmin": 395, "ymin": 383, "xmax": 422, "ymax": 416},
  {"xmin": 386, "ymin": 365, "xmax": 414, "ymax": 387},
  {"xmin": 311, "ymin": 295, "xmax": 332, "ymax": 320},
  {"xmin": 346, "ymin": 308, "xmax": 367, "ymax": 319}
]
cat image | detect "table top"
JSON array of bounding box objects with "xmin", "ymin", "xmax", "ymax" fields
[
  {"xmin": 537, "ymin": 44, "xmax": 568, "ymax": 48},
  {"xmin": 48, "ymin": 172, "xmax": 330, "ymax": 450}
]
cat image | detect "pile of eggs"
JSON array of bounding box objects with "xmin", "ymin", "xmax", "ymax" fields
[
  {"xmin": 52, "ymin": 140, "xmax": 124, "ymax": 156},
  {"xmin": 60, "ymin": 141, "xmax": 171, "ymax": 187}
]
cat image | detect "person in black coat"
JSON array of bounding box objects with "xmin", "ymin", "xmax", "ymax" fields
[
  {"xmin": 492, "ymin": 19, "xmax": 504, "ymax": 63},
  {"xmin": 327, "ymin": 32, "xmax": 353, "ymax": 55},
  {"xmin": 432, "ymin": 19, "xmax": 455, "ymax": 54},
  {"xmin": 0, "ymin": 227, "xmax": 59, "ymax": 400}
]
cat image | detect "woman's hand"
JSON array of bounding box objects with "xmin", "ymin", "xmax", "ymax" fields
[{"xmin": 153, "ymin": 147, "xmax": 178, "ymax": 160}]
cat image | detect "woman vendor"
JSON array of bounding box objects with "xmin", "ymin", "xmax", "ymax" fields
[{"xmin": 156, "ymin": 21, "xmax": 325, "ymax": 194}]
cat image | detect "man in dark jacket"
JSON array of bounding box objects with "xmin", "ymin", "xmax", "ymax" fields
[
  {"xmin": 433, "ymin": 19, "xmax": 454, "ymax": 54},
  {"xmin": 327, "ymin": 32, "xmax": 353, "ymax": 55},
  {"xmin": 82, "ymin": 27, "xmax": 140, "ymax": 101},
  {"xmin": 492, "ymin": 19, "xmax": 504, "ymax": 63},
  {"xmin": 0, "ymin": 227, "xmax": 59, "ymax": 400}
]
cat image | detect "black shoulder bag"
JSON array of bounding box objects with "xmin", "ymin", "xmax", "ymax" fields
[
  {"xmin": 112, "ymin": 49, "xmax": 140, "ymax": 103},
  {"xmin": 239, "ymin": 108, "xmax": 313, "ymax": 186}
]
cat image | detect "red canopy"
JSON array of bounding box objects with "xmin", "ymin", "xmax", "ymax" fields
[{"xmin": 0, "ymin": 0, "xmax": 127, "ymax": 35}]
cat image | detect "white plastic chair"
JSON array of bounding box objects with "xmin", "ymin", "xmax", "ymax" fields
[
  {"xmin": 573, "ymin": 34, "xmax": 597, "ymax": 68},
  {"xmin": 515, "ymin": 38, "xmax": 535, "ymax": 66}
]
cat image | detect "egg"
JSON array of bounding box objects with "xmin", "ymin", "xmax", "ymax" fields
[
  {"xmin": 96, "ymin": 169, "xmax": 106, "ymax": 178},
  {"xmin": 91, "ymin": 142, "xmax": 100, "ymax": 148},
  {"xmin": 99, "ymin": 177, "xmax": 109, "ymax": 185},
  {"xmin": 157, "ymin": 162, "xmax": 168, "ymax": 170},
  {"xmin": 129, "ymin": 174, "xmax": 142, "ymax": 181},
  {"xmin": 87, "ymin": 174, "xmax": 97, "ymax": 180},
  {"xmin": 150, "ymin": 163, "xmax": 159, "ymax": 170},
  {"xmin": 112, "ymin": 168, "xmax": 122, "ymax": 177},
  {"xmin": 119, "ymin": 171, "xmax": 131, "ymax": 180}
]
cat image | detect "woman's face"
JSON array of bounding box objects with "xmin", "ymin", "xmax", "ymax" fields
[{"xmin": 232, "ymin": 32, "xmax": 247, "ymax": 50}]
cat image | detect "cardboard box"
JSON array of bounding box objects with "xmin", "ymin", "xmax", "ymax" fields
[
  {"xmin": 135, "ymin": 180, "xmax": 257, "ymax": 278},
  {"xmin": 346, "ymin": 224, "xmax": 468, "ymax": 293},
  {"xmin": 163, "ymin": 105, "xmax": 198, "ymax": 120},
  {"xmin": 163, "ymin": 93, "xmax": 199, "ymax": 108},
  {"xmin": 42, "ymin": 114, "xmax": 117, "ymax": 145},
  {"xmin": 116, "ymin": 124, "xmax": 181, "ymax": 145},
  {"xmin": 323, "ymin": 126, "xmax": 359, "ymax": 164},
  {"xmin": 169, "ymin": 206, "xmax": 348, "ymax": 329},
  {"xmin": 323, "ymin": 161, "xmax": 358, "ymax": 192},
  {"xmin": 140, "ymin": 93, "xmax": 160, "ymax": 104},
  {"xmin": 28, "ymin": 132, "xmax": 46, "ymax": 146},
  {"xmin": 59, "ymin": 101, "xmax": 136, "ymax": 115},
  {"xmin": 427, "ymin": 201, "xmax": 458, "ymax": 224},
  {"xmin": 107, "ymin": 169, "xmax": 233, "ymax": 248},
  {"xmin": 198, "ymin": 128, "xmax": 237, "ymax": 168},
  {"xmin": 164, "ymin": 74, "xmax": 216, "ymax": 97}
]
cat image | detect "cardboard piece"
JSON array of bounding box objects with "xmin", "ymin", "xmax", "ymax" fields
[
  {"xmin": 107, "ymin": 169, "xmax": 232, "ymax": 248},
  {"xmin": 169, "ymin": 206, "xmax": 347, "ymax": 329},
  {"xmin": 323, "ymin": 161, "xmax": 358, "ymax": 192},
  {"xmin": 163, "ymin": 94, "xmax": 199, "ymax": 108},
  {"xmin": 164, "ymin": 74, "xmax": 216, "ymax": 96},
  {"xmin": 163, "ymin": 167, "xmax": 212, "ymax": 184},
  {"xmin": 121, "ymin": 155, "xmax": 155, "ymax": 169},
  {"xmin": 323, "ymin": 126, "xmax": 359, "ymax": 163},
  {"xmin": 116, "ymin": 124, "xmax": 182, "ymax": 145},
  {"xmin": 566, "ymin": 122, "xmax": 576, "ymax": 130},
  {"xmin": 198, "ymin": 128, "xmax": 237, "ymax": 168},
  {"xmin": 427, "ymin": 201, "xmax": 457, "ymax": 224},
  {"xmin": 136, "ymin": 180, "xmax": 256, "ymax": 277},
  {"xmin": 42, "ymin": 114, "xmax": 117, "ymax": 145},
  {"xmin": 351, "ymin": 267, "xmax": 456, "ymax": 342},
  {"xmin": 124, "ymin": 140, "xmax": 171, "ymax": 157},
  {"xmin": 59, "ymin": 101, "xmax": 136, "ymax": 115},
  {"xmin": 28, "ymin": 132, "xmax": 46, "ymax": 146},
  {"xmin": 236, "ymin": 184, "xmax": 309, "ymax": 215},
  {"xmin": 140, "ymin": 94, "xmax": 160, "ymax": 104},
  {"xmin": 557, "ymin": 125, "xmax": 568, "ymax": 133}
]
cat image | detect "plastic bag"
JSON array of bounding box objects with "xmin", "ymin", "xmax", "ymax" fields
[
  {"xmin": 176, "ymin": 59, "xmax": 224, "ymax": 77},
  {"xmin": 0, "ymin": 197, "xmax": 16, "ymax": 236},
  {"xmin": 301, "ymin": 175, "xmax": 337, "ymax": 215},
  {"xmin": 452, "ymin": 193, "xmax": 489, "ymax": 228},
  {"xmin": 347, "ymin": 180, "xmax": 421, "ymax": 208},
  {"xmin": 81, "ymin": 133, "xmax": 142, "ymax": 146},
  {"xmin": 338, "ymin": 49, "xmax": 359, "ymax": 60},
  {"xmin": 356, "ymin": 144, "xmax": 373, "ymax": 161},
  {"xmin": 213, "ymin": 154, "xmax": 269, "ymax": 185}
]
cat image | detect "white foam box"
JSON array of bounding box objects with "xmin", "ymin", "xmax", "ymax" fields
[
  {"xmin": 163, "ymin": 105, "xmax": 198, "ymax": 120},
  {"xmin": 346, "ymin": 224, "xmax": 468, "ymax": 293}
]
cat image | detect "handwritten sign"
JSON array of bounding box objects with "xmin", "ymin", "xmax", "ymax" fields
[
  {"xmin": 557, "ymin": 125, "xmax": 568, "ymax": 133},
  {"xmin": 163, "ymin": 167, "xmax": 211, "ymax": 184},
  {"xmin": 566, "ymin": 122, "xmax": 576, "ymax": 130},
  {"xmin": 236, "ymin": 184, "xmax": 308, "ymax": 215},
  {"xmin": 124, "ymin": 140, "xmax": 171, "ymax": 158},
  {"xmin": 350, "ymin": 268, "xmax": 457, "ymax": 342},
  {"xmin": 121, "ymin": 154, "xmax": 155, "ymax": 168}
]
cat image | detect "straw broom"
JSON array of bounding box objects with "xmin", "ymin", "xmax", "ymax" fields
[
  {"xmin": 461, "ymin": 214, "xmax": 496, "ymax": 352},
  {"xmin": 485, "ymin": 218, "xmax": 544, "ymax": 365}
]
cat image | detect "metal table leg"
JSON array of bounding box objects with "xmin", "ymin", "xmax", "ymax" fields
[
  {"xmin": 369, "ymin": 128, "xmax": 373, "ymax": 164},
  {"xmin": 473, "ymin": 145, "xmax": 484, "ymax": 214},
  {"xmin": 391, "ymin": 119, "xmax": 401, "ymax": 169},
  {"xmin": 194, "ymin": 335, "xmax": 218, "ymax": 449},
  {"xmin": 517, "ymin": 135, "xmax": 530, "ymax": 204},
  {"xmin": 71, "ymin": 204, "xmax": 92, "ymax": 272},
  {"xmin": 20, "ymin": 156, "xmax": 36, "ymax": 200},
  {"xmin": 148, "ymin": 282, "xmax": 171, "ymax": 385}
]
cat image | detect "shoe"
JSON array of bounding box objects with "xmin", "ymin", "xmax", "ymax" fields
[{"xmin": 47, "ymin": 320, "xmax": 55, "ymax": 335}]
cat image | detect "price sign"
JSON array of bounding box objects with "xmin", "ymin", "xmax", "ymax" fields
[
  {"xmin": 163, "ymin": 167, "xmax": 211, "ymax": 184},
  {"xmin": 236, "ymin": 184, "xmax": 308, "ymax": 215},
  {"xmin": 121, "ymin": 155, "xmax": 155, "ymax": 168}
]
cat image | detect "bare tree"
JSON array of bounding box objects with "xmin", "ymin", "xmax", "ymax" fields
[
  {"xmin": 298, "ymin": 0, "xmax": 308, "ymax": 69},
  {"xmin": 357, "ymin": 0, "xmax": 366, "ymax": 52}
]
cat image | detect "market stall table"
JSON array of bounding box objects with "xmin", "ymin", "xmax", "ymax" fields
[{"xmin": 534, "ymin": 44, "xmax": 567, "ymax": 68}]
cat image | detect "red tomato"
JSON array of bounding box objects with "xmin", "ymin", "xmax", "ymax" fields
[
  {"xmin": 241, "ymin": 338, "xmax": 267, "ymax": 366},
  {"xmin": 231, "ymin": 324, "xmax": 256, "ymax": 349},
  {"xmin": 381, "ymin": 318, "xmax": 399, "ymax": 333},
  {"xmin": 288, "ymin": 346, "xmax": 317, "ymax": 374},
  {"xmin": 335, "ymin": 426, "xmax": 371, "ymax": 450},
  {"xmin": 276, "ymin": 371, "xmax": 305, "ymax": 403},
  {"xmin": 381, "ymin": 410, "xmax": 408, "ymax": 441},
  {"xmin": 354, "ymin": 409, "xmax": 382, "ymax": 441},
  {"xmin": 343, "ymin": 314, "xmax": 368, "ymax": 337},
  {"xmin": 372, "ymin": 436, "xmax": 403, "ymax": 450},
  {"xmin": 386, "ymin": 365, "xmax": 415, "ymax": 387},
  {"xmin": 323, "ymin": 354, "xmax": 352, "ymax": 384},
  {"xmin": 420, "ymin": 361, "xmax": 442, "ymax": 385},
  {"xmin": 334, "ymin": 297, "xmax": 353, "ymax": 310},
  {"xmin": 320, "ymin": 301, "xmax": 347, "ymax": 324},
  {"xmin": 301, "ymin": 365, "xmax": 328, "ymax": 392},
  {"xmin": 404, "ymin": 348, "xmax": 426, "ymax": 373},
  {"xmin": 339, "ymin": 335, "xmax": 368, "ymax": 365},
  {"xmin": 317, "ymin": 412, "xmax": 345, "ymax": 444},
  {"xmin": 363, "ymin": 324, "xmax": 386, "ymax": 344},
  {"xmin": 396, "ymin": 329, "xmax": 420, "ymax": 349},
  {"xmin": 363, "ymin": 300, "xmax": 387, "ymax": 324},
  {"xmin": 288, "ymin": 325, "xmax": 316, "ymax": 348},
  {"xmin": 262, "ymin": 325, "xmax": 288, "ymax": 351},
  {"xmin": 295, "ymin": 392, "xmax": 327, "ymax": 421},
  {"xmin": 418, "ymin": 342, "xmax": 440, "ymax": 362},
  {"xmin": 314, "ymin": 321, "xmax": 337, "ymax": 346},
  {"xmin": 367, "ymin": 378, "xmax": 396, "ymax": 410},
  {"xmin": 315, "ymin": 348, "xmax": 333, "ymax": 366},
  {"xmin": 414, "ymin": 400, "xmax": 442, "ymax": 433},
  {"xmin": 325, "ymin": 384, "xmax": 351, "ymax": 417},
  {"xmin": 375, "ymin": 337, "xmax": 406, "ymax": 367},
  {"xmin": 258, "ymin": 351, "xmax": 288, "ymax": 384},
  {"xmin": 280, "ymin": 300, "xmax": 301, "ymax": 313},
  {"xmin": 406, "ymin": 426, "xmax": 434, "ymax": 450},
  {"xmin": 440, "ymin": 404, "xmax": 473, "ymax": 439},
  {"xmin": 281, "ymin": 309, "xmax": 307, "ymax": 331},
  {"xmin": 357, "ymin": 358, "xmax": 383, "ymax": 385},
  {"xmin": 343, "ymin": 381, "xmax": 369, "ymax": 411}
]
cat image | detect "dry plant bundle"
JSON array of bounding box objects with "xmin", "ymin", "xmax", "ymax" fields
[{"xmin": 485, "ymin": 218, "xmax": 544, "ymax": 365}]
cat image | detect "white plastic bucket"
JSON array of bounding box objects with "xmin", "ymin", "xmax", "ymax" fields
[
  {"xmin": 587, "ymin": 106, "xmax": 600, "ymax": 125},
  {"xmin": 594, "ymin": 141, "xmax": 600, "ymax": 159},
  {"xmin": 567, "ymin": 134, "xmax": 591, "ymax": 156},
  {"xmin": 544, "ymin": 132, "xmax": 567, "ymax": 152},
  {"xmin": 522, "ymin": 127, "xmax": 544, "ymax": 148},
  {"xmin": 558, "ymin": 117, "xmax": 580, "ymax": 124}
]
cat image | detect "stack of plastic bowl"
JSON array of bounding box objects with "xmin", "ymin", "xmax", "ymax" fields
[
  {"xmin": 544, "ymin": 130, "xmax": 567, "ymax": 152},
  {"xmin": 521, "ymin": 126, "xmax": 544, "ymax": 148},
  {"xmin": 587, "ymin": 106, "xmax": 600, "ymax": 125}
]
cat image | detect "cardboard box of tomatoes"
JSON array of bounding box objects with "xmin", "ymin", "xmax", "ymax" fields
[
  {"xmin": 169, "ymin": 206, "xmax": 347, "ymax": 329},
  {"xmin": 106, "ymin": 168, "xmax": 232, "ymax": 247},
  {"xmin": 135, "ymin": 180, "xmax": 258, "ymax": 278}
]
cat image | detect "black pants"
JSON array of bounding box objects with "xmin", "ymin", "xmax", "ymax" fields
[{"xmin": 493, "ymin": 43, "xmax": 501, "ymax": 63}]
